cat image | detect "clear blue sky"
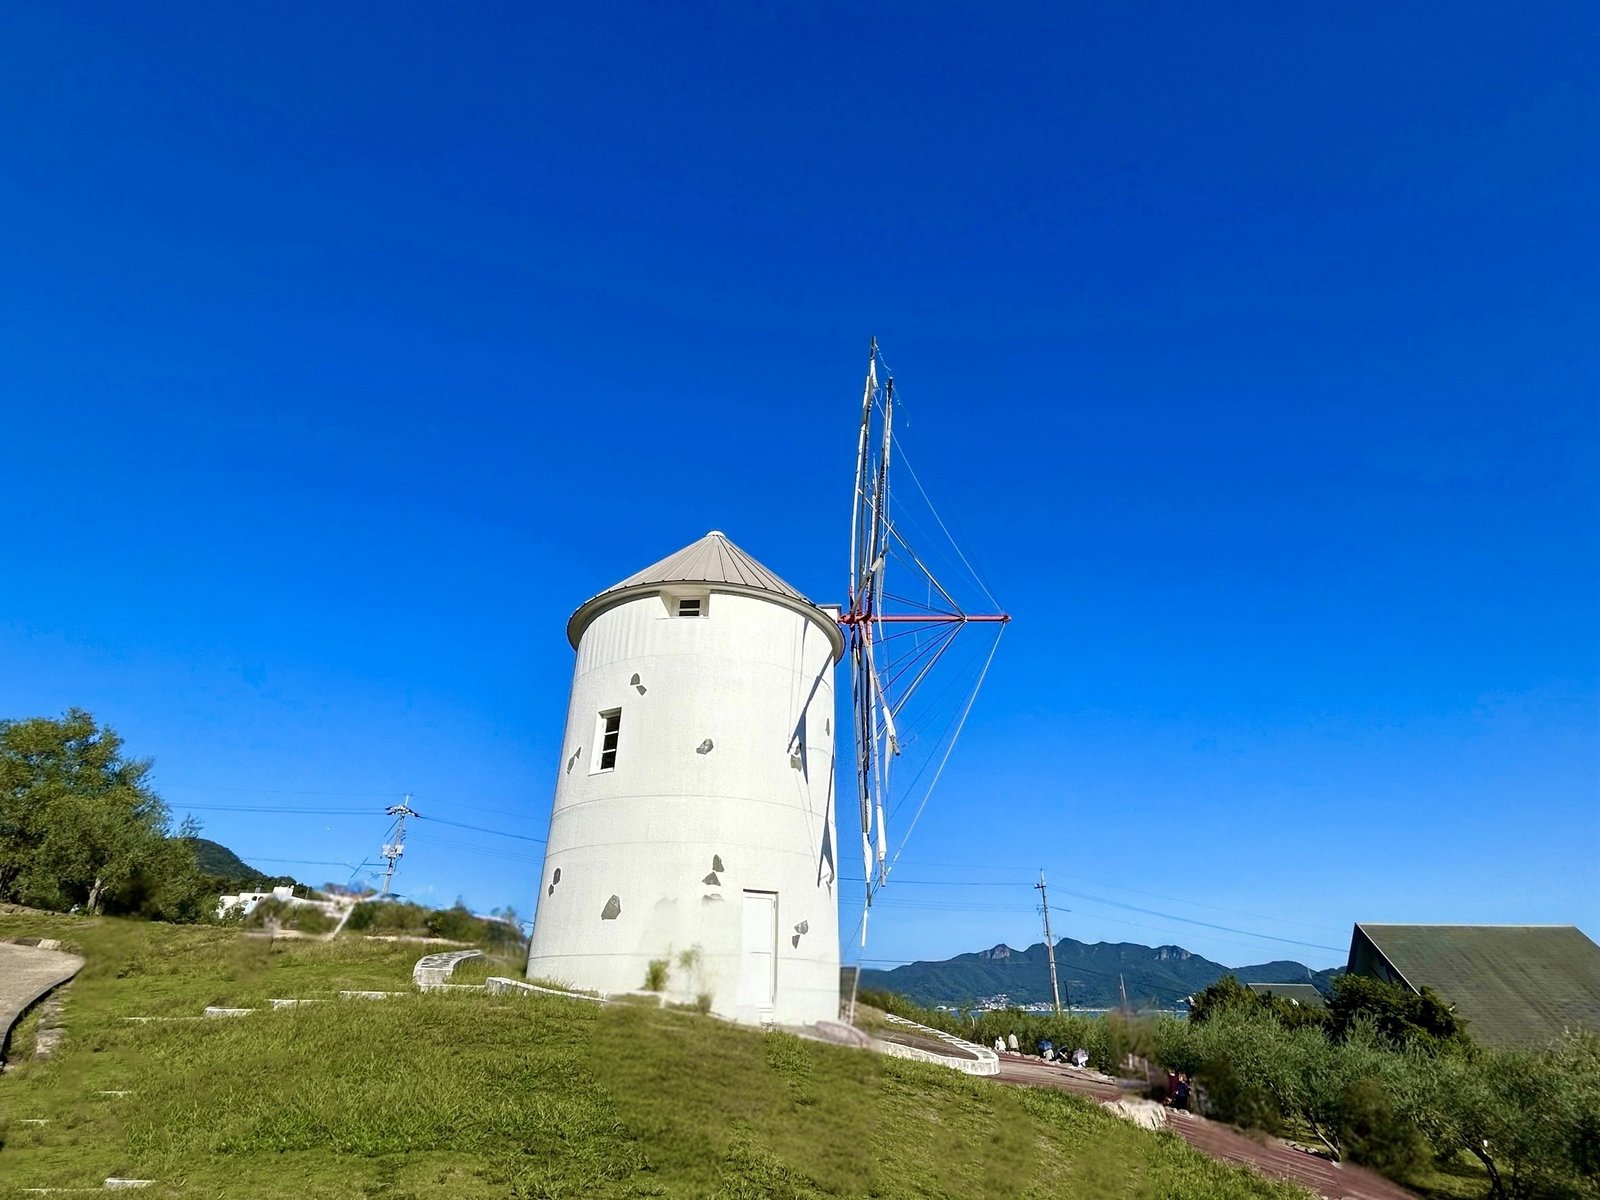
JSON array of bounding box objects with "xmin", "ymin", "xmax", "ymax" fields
[{"xmin": 2, "ymin": 3, "xmax": 1594, "ymax": 971}]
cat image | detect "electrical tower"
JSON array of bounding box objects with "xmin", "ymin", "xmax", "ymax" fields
[
  {"xmin": 379, "ymin": 795, "xmax": 416, "ymax": 898},
  {"xmin": 1036, "ymin": 869, "xmax": 1063, "ymax": 1014}
]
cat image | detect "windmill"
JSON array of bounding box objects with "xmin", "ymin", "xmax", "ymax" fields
[{"xmin": 524, "ymin": 341, "xmax": 1007, "ymax": 1026}]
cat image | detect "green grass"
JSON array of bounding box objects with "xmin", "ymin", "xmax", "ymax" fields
[
  {"xmin": 1409, "ymin": 1154, "xmax": 1498, "ymax": 1200},
  {"xmin": 449, "ymin": 952, "xmax": 522, "ymax": 985},
  {"xmin": 0, "ymin": 915, "xmax": 1311, "ymax": 1199}
]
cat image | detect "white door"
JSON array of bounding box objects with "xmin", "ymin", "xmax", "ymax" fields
[{"xmin": 737, "ymin": 891, "xmax": 778, "ymax": 1012}]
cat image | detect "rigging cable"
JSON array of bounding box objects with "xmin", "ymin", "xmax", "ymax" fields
[
  {"xmin": 889, "ymin": 429, "xmax": 1003, "ymax": 612},
  {"xmin": 877, "ymin": 622, "xmax": 1006, "ymax": 895}
]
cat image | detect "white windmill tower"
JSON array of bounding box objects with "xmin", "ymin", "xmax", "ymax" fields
[
  {"xmin": 524, "ymin": 531, "xmax": 846, "ymax": 1025},
  {"xmin": 526, "ymin": 343, "xmax": 1007, "ymax": 1027}
]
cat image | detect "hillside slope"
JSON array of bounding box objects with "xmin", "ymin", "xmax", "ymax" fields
[
  {"xmin": 0, "ymin": 914, "xmax": 1304, "ymax": 1200},
  {"xmin": 863, "ymin": 938, "xmax": 1343, "ymax": 1008},
  {"xmin": 186, "ymin": 836, "xmax": 299, "ymax": 891}
]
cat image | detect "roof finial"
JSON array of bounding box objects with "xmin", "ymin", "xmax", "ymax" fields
[{"xmin": 707, "ymin": 529, "xmax": 725, "ymax": 538}]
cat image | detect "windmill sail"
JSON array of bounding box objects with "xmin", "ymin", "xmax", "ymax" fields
[{"xmin": 843, "ymin": 341, "xmax": 1008, "ymax": 947}]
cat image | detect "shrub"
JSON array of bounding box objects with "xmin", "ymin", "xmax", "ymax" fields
[
  {"xmin": 1189, "ymin": 973, "xmax": 1328, "ymax": 1032},
  {"xmin": 1326, "ymin": 974, "xmax": 1466, "ymax": 1053},
  {"xmin": 1188, "ymin": 974, "xmax": 1259, "ymax": 1025},
  {"xmin": 859, "ymin": 986, "xmax": 1600, "ymax": 1196},
  {"xmin": 1393, "ymin": 1032, "xmax": 1600, "ymax": 1200},
  {"xmin": 244, "ymin": 898, "xmax": 335, "ymax": 935},
  {"xmin": 342, "ymin": 899, "xmax": 524, "ymax": 951},
  {"xmin": 1336, "ymin": 1076, "xmax": 1429, "ymax": 1180}
]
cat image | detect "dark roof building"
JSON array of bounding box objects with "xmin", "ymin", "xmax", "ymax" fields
[
  {"xmin": 1246, "ymin": 982, "xmax": 1326, "ymax": 1009},
  {"xmin": 1347, "ymin": 923, "xmax": 1600, "ymax": 1048}
]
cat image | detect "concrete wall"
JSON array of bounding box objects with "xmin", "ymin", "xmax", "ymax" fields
[{"xmin": 527, "ymin": 588, "xmax": 841, "ymax": 1026}]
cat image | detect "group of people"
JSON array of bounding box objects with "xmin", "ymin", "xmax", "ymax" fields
[{"xmin": 988, "ymin": 1034, "xmax": 1089, "ymax": 1069}]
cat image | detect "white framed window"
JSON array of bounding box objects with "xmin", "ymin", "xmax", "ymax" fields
[
  {"xmin": 592, "ymin": 708, "xmax": 622, "ymax": 773},
  {"xmin": 661, "ymin": 588, "xmax": 709, "ymax": 619}
]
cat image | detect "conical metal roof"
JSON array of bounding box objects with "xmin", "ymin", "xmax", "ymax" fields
[
  {"xmin": 609, "ymin": 530, "xmax": 809, "ymax": 599},
  {"xmin": 566, "ymin": 531, "xmax": 843, "ymax": 656}
]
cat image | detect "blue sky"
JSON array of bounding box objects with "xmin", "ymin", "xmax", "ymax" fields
[{"xmin": 1, "ymin": 3, "xmax": 1594, "ymax": 971}]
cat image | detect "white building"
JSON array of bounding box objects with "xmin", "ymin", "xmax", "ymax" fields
[
  {"xmin": 526, "ymin": 531, "xmax": 844, "ymax": 1025},
  {"xmin": 216, "ymin": 884, "xmax": 348, "ymax": 922},
  {"xmin": 216, "ymin": 884, "xmax": 296, "ymax": 918}
]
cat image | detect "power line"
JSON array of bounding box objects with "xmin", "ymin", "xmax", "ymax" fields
[
  {"xmin": 884, "ymin": 858, "xmax": 1349, "ymax": 934},
  {"xmin": 161, "ymin": 781, "xmax": 540, "ymax": 823},
  {"xmin": 160, "ymin": 782, "xmax": 399, "ymax": 797},
  {"xmin": 412, "ymin": 813, "xmax": 545, "ymax": 843},
  {"xmin": 235, "ymin": 856, "xmax": 363, "ymax": 868},
  {"xmin": 857, "ymin": 893, "xmax": 1343, "ymax": 958},
  {"xmin": 173, "ymin": 803, "xmax": 374, "ymax": 816},
  {"xmin": 404, "ymin": 831, "xmax": 539, "ymax": 864},
  {"xmin": 175, "ymin": 790, "xmax": 1339, "ymax": 956},
  {"xmin": 841, "ymin": 886, "xmax": 1346, "ymax": 964},
  {"xmin": 841, "ymin": 872, "xmax": 1345, "ymax": 951},
  {"xmin": 169, "ymin": 798, "xmax": 544, "ymax": 845},
  {"xmin": 1052, "ymin": 887, "xmax": 1344, "ymax": 954}
]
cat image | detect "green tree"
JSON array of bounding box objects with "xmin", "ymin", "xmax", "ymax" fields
[
  {"xmin": 1187, "ymin": 974, "xmax": 1258, "ymax": 1024},
  {"xmin": 1326, "ymin": 973, "xmax": 1467, "ymax": 1052},
  {"xmin": 1389, "ymin": 1032, "xmax": 1600, "ymax": 1200},
  {"xmin": 0, "ymin": 708, "xmax": 189, "ymax": 914}
]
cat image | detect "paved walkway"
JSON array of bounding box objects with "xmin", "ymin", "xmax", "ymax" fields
[
  {"xmin": 0, "ymin": 942, "xmax": 84, "ymax": 1059},
  {"xmin": 992, "ymin": 1052, "xmax": 1416, "ymax": 1200}
]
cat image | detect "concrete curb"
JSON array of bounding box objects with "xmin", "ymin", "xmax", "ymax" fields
[
  {"xmin": 484, "ymin": 976, "xmax": 606, "ymax": 1004},
  {"xmin": 0, "ymin": 943, "xmax": 85, "ymax": 1065},
  {"xmin": 412, "ymin": 948, "xmax": 484, "ymax": 990},
  {"xmin": 875, "ymin": 1013, "xmax": 1001, "ymax": 1076}
]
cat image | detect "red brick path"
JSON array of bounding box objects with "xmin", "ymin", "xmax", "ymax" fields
[{"xmin": 992, "ymin": 1053, "xmax": 1416, "ymax": 1200}]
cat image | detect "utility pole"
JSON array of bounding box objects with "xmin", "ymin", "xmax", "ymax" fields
[
  {"xmin": 1035, "ymin": 870, "xmax": 1062, "ymax": 1015},
  {"xmin": 379, "ymin": 795, "xmax": 415, "ymax": 898}
]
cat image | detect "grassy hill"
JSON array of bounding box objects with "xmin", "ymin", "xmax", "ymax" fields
[
  {"xmin": 862, "ymin": 938, "xmax": 1344, "ymax": 1009},
  {"xmin": 0, "ymin": 914, "xmax": 1306, "ymax": 1199}
]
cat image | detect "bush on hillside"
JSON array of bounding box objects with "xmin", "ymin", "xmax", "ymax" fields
[
  {"xmin": 1187, "ymin": 974, "xmax": 1259, "ymax": 1025},
  {"xmin": 244, "ymin": 898, "xmax": 336, "ymax": 935},
  {"xmin": 1392, "ymin": 1031, "xmax": 1600, "ymax": 1200},
  {"xmin": 869, "ymin": 981, "xmax": 1598, "ymax": 1197},
  {"xmin": 344, "ymin": 898, "xmax": 524, "ymax": 951},
  {"xmin": 1189, "ymin": 973, "xmax": 1329, "ymax": 1032},
  {"xmin": 1326, "ymin": 973, "xmax": 1468, "ymax": 1053},
  {"xmin": 1337, "ymin": 1076, "xmax": 1431, "ymax": 1181}
]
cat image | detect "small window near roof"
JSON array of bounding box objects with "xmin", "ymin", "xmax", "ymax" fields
[
  {"xmin": 593, "ymin": 709, "xmax": 621, "ymax": 772},
  {"xmin": 677, "ymin": 597, "xmax": 703, "ymax": 618}
]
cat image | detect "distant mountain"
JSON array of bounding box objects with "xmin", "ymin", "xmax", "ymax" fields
[
  {"xmin": 187, "ymin": 837, "xmax": 299, "ymax": 891},
  {"xmin": 861, "ymin": 937, "xmax": 1344, "ymax": 1009}
]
